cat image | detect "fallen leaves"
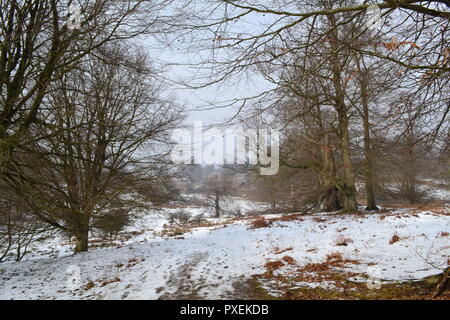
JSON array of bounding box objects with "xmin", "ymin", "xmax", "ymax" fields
[
  {"xmin": 282, "ymin": 256, "xmax": 296, "ymax": 265},
  {"xmin": 335, "ymin": 235, "xmax": 353, "ymax": 246},
  {"xmin": 264, "ymin": 260, "xmax": 284, "ymax": 271},
  {"xmin": 100, "ymin": 276, "xmax": 121, "ymax": 287},
  {"xmin": 84, "ymin": 281, "xmax": 95, "ymax": 291},
  {"xmin": 249, "ymin": 217, "xmax": 273, "ymax": 229},
  {"xmin": 389, "ymin": 233, "xmax": 401, "ymax": 245},
  {"xmin": 274, "ymin": 247, "xmax": 293, "ymax": 255}
]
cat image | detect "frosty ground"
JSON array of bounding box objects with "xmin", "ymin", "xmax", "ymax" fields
[{"xmin": 0, "ymin": 196, "xmax": 448, "ymax": 300}]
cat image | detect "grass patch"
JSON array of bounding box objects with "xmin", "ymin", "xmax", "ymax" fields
[{"xmin": 240, "ymin": 271, "xmax": 449, "ymax": 300}]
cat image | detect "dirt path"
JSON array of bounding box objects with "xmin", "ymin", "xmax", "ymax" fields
[
  {"xmin": 156, "ymin": 249, "xmax": 253, "ymax": 300},
  {"xmin": 157, "ymin": 251, "xmax": 210, "ymax": 299}
]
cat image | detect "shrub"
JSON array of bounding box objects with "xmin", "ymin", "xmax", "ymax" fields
[
  {"xmin": 168, "ymin": 210, "xmax": 191, "ymax": 225},
  {"xmin": 191, "ymin": 214, "xmax": 205, "ymax": 225},
  {"xmin": 95, "ymin": 209, "xmax": 131, "ymax": 240}
]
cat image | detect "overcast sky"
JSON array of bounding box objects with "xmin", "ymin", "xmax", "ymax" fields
[{"xmin": 134, "ymin": 3, "xmax": 281, "ymax": 128}]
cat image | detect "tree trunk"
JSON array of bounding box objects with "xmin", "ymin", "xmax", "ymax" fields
[
  {"xmin": 318, "ymin": 186, "xmax": 341, "ymax": 211},
  {"xmin": 406, "ymin": 145, "xmax": 417, "ymax": 204},
  {"xmin": 360, "ymin": 69, "xmax": 378, "ymax": 210},
  {"xmin": 432, "ymin": 267, "xmax": 449, "ymax": 298},
  {"xmin": 318, "ymin": 133, "xmax": 341, "ymax": 211},
  {"xmin": 328, "ymin": 14, "xmax": 357, "ymax": 213},
  {"xmin": 214, "ymin": 192, "xmax": 220, "ymax": 218},
  {"xmin": 337, "ymin": 106, "xmax": 357, "ymax": 213},
  {"xmin": 74, "ymin": 216, "xmax": 89, "ymax": 253},
  {"xmin": 75, "ymin": 230, "xmax": 88, "ymax": 253},
  {"xmin": 271, "ymin": 187, "xmax": 277, "ymax": 213}
]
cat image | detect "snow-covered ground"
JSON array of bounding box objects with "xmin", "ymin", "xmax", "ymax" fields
[
  {"xmin": 0, "ymin": 196, "xmax": 269, "ymax": 263},
  {"xmin": 0, "ymin": 197, "xmax": 448, "ymax": 300}
]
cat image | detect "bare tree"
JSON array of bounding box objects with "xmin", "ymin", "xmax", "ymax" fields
[
  {"xmin": 170, "ymin": 0, "xmax": 449, "ymax": 212},
  {"xmin": 15, "ymin": 44, "xmax": 182, "ymax": 252},
  {"xmin": 0, "ymin": 0, "xmax": 176, "ymax": 193},
  {"xmin": 0, "ymin": 184, "xmax": 51, "ymax": 262},
  {"xmin": 204, "ymin": 171, "xmax": 233, "ymax": 217}
]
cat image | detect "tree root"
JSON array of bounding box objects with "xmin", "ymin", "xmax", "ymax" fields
[{"xmin": 432, "ymin": 267, "xmax": 449, "ymax": 298}]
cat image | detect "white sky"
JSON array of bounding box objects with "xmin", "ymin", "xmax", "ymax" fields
[{"xmin": 133, "ymin": 2, "xmax": 282, "ymax": 128}]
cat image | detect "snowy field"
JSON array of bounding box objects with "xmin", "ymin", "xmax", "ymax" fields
[{"xmin": 0, "ymin": 197, "xmax": 448, "ymax": 300}]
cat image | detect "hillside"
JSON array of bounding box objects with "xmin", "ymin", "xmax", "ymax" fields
[{"xmin": 1, "ymin": 200, "xmax": 448, "ymax": 300}]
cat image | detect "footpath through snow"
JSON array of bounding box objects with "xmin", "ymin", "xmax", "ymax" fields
[{"xmin": 0, "ymin": 208, "xmax": 448, "ymax": 299}]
